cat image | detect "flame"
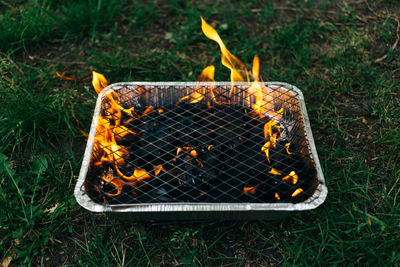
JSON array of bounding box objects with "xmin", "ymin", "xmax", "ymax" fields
[
  {"xmin": 261, "ymin": 141, "xmax": 271, "ymax": 164},
  {"xmin": 243, "ymin": 186, "xmax": 258, "ymax": 195},
  {"xmin": 56, "ymin": 71, "xmax": 74, "ymax": 80},
  {"xmin": 268, "ymin": 168, "xmax": 282, "ymax": 175},
  {"xmin": 102, "ymin": 167, "xmax": 150, "ymax": 197},
  {"xmin": 201, "ymin": 17, "xmax": 248, "ymax": 92},
  {"xmin": 154, "ymin": 165, "xmax": 166, "ymax": 176},
  {"xmin": 90, "ymin": 72, "xmax": 153, "ymax": 196},
  {"xmin": 291, "ymin": 188, "xmax": 303, "ymax": 197},
  {"xmin": 115, "ymin": 166, "xmax": 151, "ymax": 182},
  {"xmin": 282, "ymin": 171, "xmax": 298, "ymax": 185},
  {"xmin": 141, "ymin": 106, "xmax": 154, "ymax": 117},
  {"xmin": 176, "ymin": 147, "xmax": 182, "ymax": 156},
  {"xmin": 190, "ymin": 150, "xmax": 198, "ymax": 157},
  {"xmin": 264, "ymin": 120, "xmax": 280, "ymax": 139},
  {"xmin": 92, "ymin": 71, "xmax": 108, "ymax": 94},
  {"xmin": 275, "ymin": 192, "xmax": 281, "ymax": 201},
  {"xmin": 195, "ymin": 158, "xmax": 204, "ymax": 168},
  {"xmin": 158, "ymin": 108, "xmax": 164, "ymax": 114},
  {"xmin": 177, "ymin": 65, "xmax": 215, "ymax": 105},
  {"xmin": 102, "ymin": 169, "xmax": 125, "ymax": 197},
  {"xmin": 207, "ymin": 145, "xmax": 214, "ymax": 150},
  {"xmin": 285, "ymin": 143, "xmax": 294, "ymax": 155},
  {"xmin": 112, "ymin": 125, "xmax": 137, "ymax": 142}
]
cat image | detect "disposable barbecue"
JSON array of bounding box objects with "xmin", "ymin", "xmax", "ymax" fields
[{"xmin": 74, "ymin": 17, "xmax": 327, "ymax": 220}]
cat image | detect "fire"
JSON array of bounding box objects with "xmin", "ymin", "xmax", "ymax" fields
[
  {"xmin": 291, "ymin": 188, "xmax": 303, "ymax": 197},
  {"xmin": 90, "ymin": 71, "xmax": 152, "ymax": 197},
  {"xmin": 268, "ymin": 168, "xmax": 282, "ymax": 175},
  {"xmin": 56, "ymin": 71, "xmax": 74, "ymax": 80},
  {"xmin": 282, "ymin": 171, "xmax": 298, "ymax": 185},
  {"xmin": 87, "ymin": 18, "xmax": 305, "ymax": 202},
  {"xmin": 261, "ymin": 141, "xmax": 271, "ymax": 163},
  {"xmin": 243, "ymin": 186, "xmax": 258, "ymax": 195},
  {"xmin": 201, "ymin": 17, "xmax": 248, "ymax": 88},
  {"xmin": 154, "ymin": 165, "xmax": 166, "ymax": 176},
  {"xmin": 177, "ymin": 65, "xmax": 215, "ymax": 105},
  {"xmin": 92, "ymin": 71, "xmax": 108, "ymax": 94},
  {"xmin": 285, "ymin": 143, "xmax": 294, "ymax": 155}
]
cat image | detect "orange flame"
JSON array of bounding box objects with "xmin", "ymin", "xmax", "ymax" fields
[
  {"xmin": 115, "ymin": 166, "xmax": 151, "ymax": 182},
  {"xmin": 282, "ymin": 171, "xmax": 298, "ymax": 185},
  {"xmin": 177, "ymin": 65, "xmax": 215, "ymax": 105},
  {"xmin": 102, "ymin": 169, "xmax": 125, "ymax": 197},
  {"xmin": 275, "ymin": 192, "xmax": 281, "ymax": 201},
  {"xmin": 92, "ymin": 71, "xmax": 108, "ymax": 94},
  {"xmin": 201, "ymin": 17, "xmax": 248, "ymax": 92},
  {"xmin": 268, "ymin": 168, "xmax": 282, "ymax": 175},
  {"xmin": 190, "ymin": 150, "xmax": 198, "ymax": 157},
  {"xmin": 154, "ymin": 165, "xmax": 166, "ymax": 176},
  {"xmin": 91, "ymin": 72, "xmax": 152, "ymax": 196},
  {"xmin": 291, "ymin": 188, "xmax": 303, "ymax": 197},
  {"xmin": 195, "ymin": 158, "xmax": 204, "ymax": 168},
  {"xmin": 176, "ymin": 147, "xmax": 182, "ymax": 156},
  {"xmin": 285, "ymin": 143, "xmax": 294, "ymax": 155},
  {"xmin": 243, "ymin": 185, "xmax": 258, "ymax": 195},
  {"xmin": 261, "ymin": 141, "xmax": 271, "ymax": 164},
  {"xmin": 102, "ymin": 167, "xmax": 150, "ymax": 197},
  {"xmin": 56, "ymin": 71, "xmax": 74, "ymax": 80}
]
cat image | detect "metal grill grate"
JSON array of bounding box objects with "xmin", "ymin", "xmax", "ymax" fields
[{"xmin": 83, "ymin": 83, "xmax": 318, "ymax": 206}]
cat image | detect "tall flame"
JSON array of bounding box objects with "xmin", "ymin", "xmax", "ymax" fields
[
  {"xmin": 201, "ymin": 17, "xmax": 248, "ymax": 88},
  {"xmin": 92, "ymin": 71, "xmax": 108, "ymax": 94}
]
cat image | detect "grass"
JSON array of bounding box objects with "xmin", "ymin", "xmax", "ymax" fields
[{"xmin": 0, "ymin": 0, "xmax": 399, "ymax": 265}]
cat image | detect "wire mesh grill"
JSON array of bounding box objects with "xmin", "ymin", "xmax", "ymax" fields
[{"xmin": 84, "ymin": 83, "xmax": 318, "ymax": 205}]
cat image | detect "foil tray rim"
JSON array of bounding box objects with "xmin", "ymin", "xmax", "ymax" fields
[{"xmin": 74, "ymin": 81, "xmax": 327, "ymax": 214}]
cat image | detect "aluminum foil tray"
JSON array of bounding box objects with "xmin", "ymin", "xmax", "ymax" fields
[{"xmin": 74, "ymin": 82, "xmax": 327, "ymax": 221}]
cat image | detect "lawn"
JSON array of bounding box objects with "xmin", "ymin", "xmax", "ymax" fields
[{"xmin": 0, "ymin": 0, "xmax": 399, "ymax": 265}]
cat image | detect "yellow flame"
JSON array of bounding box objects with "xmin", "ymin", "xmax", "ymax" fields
[
  {"xmin": 285, "ymin": 143, "xmax": 294, "ymax": 155},
  {"xmin": 291, "ymin": 188, "xmax": 303, "ymax": 197},
  {"xmin": 92, "ymin": 71, "xmax": 108, "ymax": 94},
  {"xmin": 261, "ymin": 141, "xmax": 271, "ymax": 164},
  {"xmin": 154, "ymin": 165, "xmax": 166, "ymax": 176},
  {"xmin": 282, "ymin": 171, "xmax": 298, "ymax": 185},
  {"xmin": 201, "ymin": 17, "xmax": 248, "ymax": 88},
  {"xmin": 268, "ymin": 168, "xmax": 282, "ymax": 175},
  {"xmin": 275, "ymin": 192, "xmax": 281, "ymax": 201}
]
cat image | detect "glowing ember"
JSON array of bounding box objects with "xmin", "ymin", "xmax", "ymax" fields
[{"xmin": 275, "ymin": 192, "xmax": 281, "ymax": 201}]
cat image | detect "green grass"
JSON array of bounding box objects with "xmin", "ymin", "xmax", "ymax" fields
[{"xmin": 1, "ymin": 0, "xmax": 399, "ymax": 265}]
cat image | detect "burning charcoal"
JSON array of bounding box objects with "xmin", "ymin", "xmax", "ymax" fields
[{"xmin": 89, "ymin": 92, "xmax": 316, "ymax": 205}]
